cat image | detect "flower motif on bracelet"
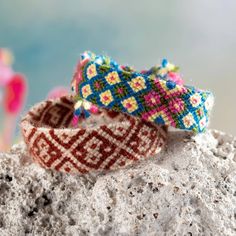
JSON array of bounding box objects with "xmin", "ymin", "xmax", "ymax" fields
[
  {"xmin": 121, "ymin": 97, "xmax": 138, "ymax": 113},
  {"xmin": 81, "ymin": 84, "xmax": 92, "ymax": 98},
  {"xmin": 144, "ymin": 91, "xmax": 160, "ymax": 107},
  {"xmin": 169, "ymin": 98, "xmax": 185, "ymax": 113},
  {"xmin": 114, "ymin": 84, "xmax": 128, "ymax": 98},
  {"xmin": 189, "ymin": 93, "xmax": 202, "ymax": 107},
  {"xmin": 128, "ymin": 76, "xmax": 146, "ymax": 92},
  {"xmin": 93, "ymin": 80, "xmax": 105, "ymax": 91},
  {"xmin": 105, "ymin": 71, "xmax": 121, "ymax": 85},
  {"xmin": 196, "ymin": 107, "xmax": 204, "ymax": 118},
  {"xmin": 182, "ymin": 113, "xmax": 195, "ymax": 128},
  {"xmin": 100, "ymin": 90, "xmax": 114, "ymax": 106},
  {"xmin": 86, "ymin": 64, "xmax": 97, "ymax": 79}
]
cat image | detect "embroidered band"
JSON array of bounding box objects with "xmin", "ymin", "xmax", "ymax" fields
[
  {"xmin": 20, "ymin": 96, "xmax": 167, "ymax": 174},
  {"xmin": 74, "ymin": 52, "xmax": 214, "ymax": 133}
]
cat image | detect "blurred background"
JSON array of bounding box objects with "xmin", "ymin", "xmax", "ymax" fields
[{"xmin": 0, "ymin": 0, "xmax": 235, "ymax": 149}]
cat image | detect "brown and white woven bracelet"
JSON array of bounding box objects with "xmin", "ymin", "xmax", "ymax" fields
[{"xmin": 20, "ymin": 96, "xmax": 167, "ymax": 174}]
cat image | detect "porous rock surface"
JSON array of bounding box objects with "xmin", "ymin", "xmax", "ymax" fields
[{"xmin": 0, "ymin": 130, "xmax": 236, "ymax": 236}]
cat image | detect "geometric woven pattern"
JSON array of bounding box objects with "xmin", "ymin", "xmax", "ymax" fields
[
  {"xmin": 76, "ymin": 52, "xmax": 214, "ymax": 133},
  {"xmin": 21, "ymin": 96, "xmax": 167, "ymax": 174}
]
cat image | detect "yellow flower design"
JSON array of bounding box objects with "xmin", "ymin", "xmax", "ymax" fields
[
  {"xmin": 182, "ymin": 113, "xmax": 195, "ymax": 128},
  {"xmin": 100, "ymin": 90, "xmax": 114, "ymax": 106},
  {"xmin": 128, "ymin": 76, "xmax": 146, "ymax": 92},
  {"xmin": 81, "ymin": 84, "xmax": 92, "ymax": 98},
  {"xmin": 121, "ymin": 97, "xmax": 138, "ymax": 113},
  {"xmin": 86, "ymin": 64, "xmax": 97, "ymax": 79},
  {"xmin": 190, "ymin": 93, "xmax": 201, "ymax": 107},
  {"xmin": 105, "ymin": 71, "xmax": 121, "ymax": 85}
]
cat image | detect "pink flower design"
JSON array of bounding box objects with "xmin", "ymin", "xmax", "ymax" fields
[
  {"xmin": 144, "ymin": 91, "xmax": 160, "ymax": 107},
  {"xmin": 169, "ymin": 98, "xmax": 185, "ymax": 113},
  {"xmin": 121, "ymin": 97, "xmax": 138, "ymax": 113},
  {"xmin": 94, "ymin": 81, "xmax": 101, "ymax": 89},
  {"xmin": 117, "ymin": 87, "xmax": 123, "ymax": 94}
]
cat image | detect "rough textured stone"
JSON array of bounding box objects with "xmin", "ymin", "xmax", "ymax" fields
[{"xmin": 0, "ymin": 130, "xmax": 236, "ymax": 236}]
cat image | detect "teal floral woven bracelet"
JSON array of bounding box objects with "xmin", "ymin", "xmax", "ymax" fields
[{"xmin": 72, "ymin": 51, "xmax": 214, "ymax": 133}]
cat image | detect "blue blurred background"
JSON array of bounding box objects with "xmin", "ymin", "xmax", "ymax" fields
[{"xmin": 0, "ymin": 0, "xmax": 235, "ymax": 134}]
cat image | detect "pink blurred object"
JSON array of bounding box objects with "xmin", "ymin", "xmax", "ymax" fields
[
  {"xmin": 3, "ymin": 74, "xmax": 27, "ymax": 114},
  {"xmin": 0, "ymin": 48, "xmax": 27, "ymax": 151},
  {"xmin": 47, "ymin": 86, "xmax": 68, "ymax": 99}
]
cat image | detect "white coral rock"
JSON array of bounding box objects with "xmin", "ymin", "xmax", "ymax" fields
[{"xmin": 0, "ymin": 130, "xmax": 236, "ymax": 236}]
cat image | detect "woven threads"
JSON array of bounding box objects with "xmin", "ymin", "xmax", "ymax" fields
[
  {"xmin": 20, "ymin": 96, "xmax": 167, "ymax": 174},
  {"xmin": 76, "ymin": 52, "xmax": 214, "ymax": 133}
]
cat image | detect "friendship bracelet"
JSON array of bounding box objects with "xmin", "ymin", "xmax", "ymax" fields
[
  {"xmin": 20, "ymin": 96, "xmax": 167, "ymax": 174},
  {"xmin": 74, "ymin": 51, "xmax": 214, "ymax": 133}
]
